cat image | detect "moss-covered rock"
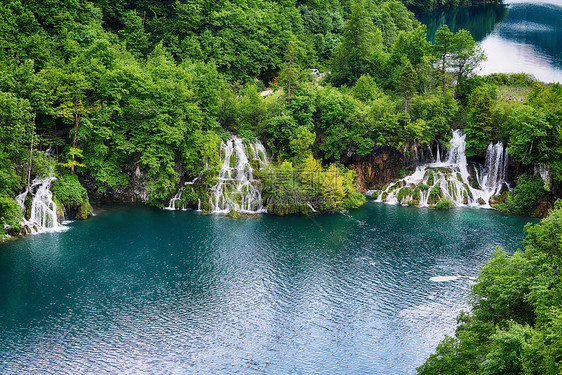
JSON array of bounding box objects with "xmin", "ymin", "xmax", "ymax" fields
[
  {"xmin": 397, "ymin": 187, "xmax": 411, "ymax": 203},
  {"xmin": 428, "ymin": 185, "xmax": 443, "ymax": 205},
  {"xmin": 52, "ymin": 174, "xmax": 93, "ymax": 220},
  {"xmin": 434, "ymin": 198, "xmax": 453, "ymax": 209}
]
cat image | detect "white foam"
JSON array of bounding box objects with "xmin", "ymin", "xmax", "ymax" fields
[{"xmin": 429, "ymin": 276, "xmax": 461, "ymax": 282}]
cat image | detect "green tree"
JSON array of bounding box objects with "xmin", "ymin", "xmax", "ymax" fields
[
  {"xmin": 275, "ymin": 41, "xmax": 302, "ymax": 103},
  {"xmin": 450, "ymin": 29, "xmax": 486, "ymax": 98},
  {"xmin": 465, "ymin": 85, "xmax": 495, "ymax": 156},
  {"xmin": 433, "ymin": 25, "xmax": 454, "ymax": 95},
  {"xmin": 0, "ymin": 92, "xmax": 35, "ymax": 195},
  {"xmin": 399, "ymin": 57, "xmax": 417, "ymax": 112},
  {"xmin": 330, "ymin": 0, "xmax": 385, "ymax": 86},
  {"xmin": 505, "ymin": 105, "xmax": 551, "ymax": 166},
  {"xmin": 119, "ymin": 10, "xmax": 151, "ymax": 57}
]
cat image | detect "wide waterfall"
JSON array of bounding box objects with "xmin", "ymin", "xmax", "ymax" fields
[
  {"xmin": 16, "ymin": 174, "xmax": 62, "ymax": 232},
  {"xmin": 209, "ymin": 136, "xmax": 269, "ymax": 214},
  {"xmin": 373, "ymin": 130, "xmax": 510, "ymax": 208}
]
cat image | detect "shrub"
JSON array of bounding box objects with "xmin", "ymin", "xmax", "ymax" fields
[
  {"xmin": 497, "ymin": 174, "xmax": 545, "ymax": 215},
  {"xmin": 52, "ymin": 174, "xmax": 93, "ymax": 219},
  {"xmin": 434, "ymin": 198, "xmax": 453, "ymax": 210},
  {"xmin": 0, "ymin": 196, "xmax": 22, "ymax": 238}
]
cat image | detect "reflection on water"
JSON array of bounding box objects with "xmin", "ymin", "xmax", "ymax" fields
[
  {"xmin": 418, "ymin": 4, "xmax": 510, "ymax": 42},
  {"xmin": 0, "ymin": 205, "xmax": 535, "ymax": 374},
  {"xmin": 417, "ymin": 1, "xmax": 562, "ymax": 83}
]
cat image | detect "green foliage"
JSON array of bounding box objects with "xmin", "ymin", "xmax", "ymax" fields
[
  {"xmin": 504, "ymin": 106, "xmax": 551, "ymax": 166},
  {"xmin": 399, "ymin": 57, "xmax": 417, "ymax": 111},
  {"xmin": 0, "ymin": 91, "xmax": 35, "ymax": 196},
  {"xmin": 0, "ymin": 196, "xmax": 23, "ymax": 239},
  {"xmin": 497, "ymin": 174, "xmax": 545, "ymax": 215},
  {"xmin": 330, "ymin": 0, "xmax": 384, "ymax": 87},
  {"xmin": 352, "ymin": 74, "xmax": 381, "ymax": 102},
  {"xmin": 434, "ymin": 197, "xmax": 453, "ymax": 209},
  {"xmin": 52, "ymin": 174, "xmax": 89, "ymax": 205},
  {"xmin": 263, "ymin": 156, "xmax": 364, "ymax": 214},
  {"xmin": 465, "ymin": 85, "xmax": 496, "ymax": 155},
  {"xmin": 432, "ymin": 25, "xmax": 486, "ymax": 97},
  {"xmin": 52, "ymin": 173, "xmax": 93, "ymax": 219},
  {"xmin": 484, "ymin": 73, "xmax": 536, "ymax": 87},
  {"xmin": 418, "ymin": 205, "xmax": 562, "ymax": 375}
]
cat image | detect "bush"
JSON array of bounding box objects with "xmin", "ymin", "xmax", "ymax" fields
[
  {"xmin": 434, "ymin": 198, "xmax": 453, "ymax": 210},
  {"xmin": 418, "ymin": 204, "xmax": 562, "ymax": 375},
  {"xmin": 262, "ymin": 156, "xmax": 364, "ymax": 214},
  {"xmin": 497, "ymin": 174, "xmax": 545, "ymax": 215},
  {"xmin": 52, "ymin": 174, "xmax": 93, "ymax": 219},
  {"xmin": 0, "ymin": 196, "xmax": 22, "ymax": 238}
]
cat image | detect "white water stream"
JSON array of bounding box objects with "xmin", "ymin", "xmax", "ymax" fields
[
  {"xmin": 166, "ymin": 136, "xmax": 270, "ymax": 213},
  {"xmin": 16, "ymin": 174, "xmax": 64, "ymax": 233},
  {"xmin": 375, "ymin": 130, "xmax": 510, "ymax": 208},
  {"xmin": 209, "ymin": 137, "xmax": 269, "ymax": 213}
]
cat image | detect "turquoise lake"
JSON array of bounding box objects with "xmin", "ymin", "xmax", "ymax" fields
[
  {"xmin": 0, "ymin": 203, "xmax": 535, "ymax": 374},
  {"xmin": 417, "ymin": 0, "xmax": 562, "ymax": 83}
]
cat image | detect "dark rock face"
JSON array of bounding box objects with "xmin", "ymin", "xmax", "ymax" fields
[
  {"xmin": 80, "ymin": 164, "xmax": 150, "ymax": 204},
  {"xmin": 341, "ymin": 147, "xmax": 416, "ymax": 192},
  {"xmin": 531, "ymin": 196, "xmax": 555, "ymax": 218}
]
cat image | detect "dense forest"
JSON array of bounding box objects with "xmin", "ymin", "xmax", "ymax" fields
[{"xmin": 1, "ymin": 0, "xmax": 561, "ymax": 236}]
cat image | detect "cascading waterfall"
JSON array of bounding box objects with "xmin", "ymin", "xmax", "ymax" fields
[
  {"xmin": 16, "ymin": 174, "xmax": 61, "ymax": 232},
  {"xmin": 209, "ymin": 136, "xmax": 269, "ymax": 214},
  {"xmin": 479, "ymin": 142, "xmax": 509, "ymax": 196},
  {"xmin": 373, "ymin": 130, "xmax": 511, "ymax": 208},
  {"xmin": 164, "ymin": 175, "xmax": 201, "ymax": 211}
]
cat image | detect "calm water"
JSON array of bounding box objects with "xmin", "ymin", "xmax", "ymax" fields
[
  {"xmin": 417, "ymin": 0, "xmax": 562, "ymax": 83},
  {"xmin": 0, "ymin": 204, "xmax": 534, "ymax": 374}
]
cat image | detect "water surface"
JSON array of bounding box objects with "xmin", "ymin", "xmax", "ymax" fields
[
  {"xmin": 0, "ymin": 204, "xmax": 535, "ymax": 374},
  {"xmin": 417, "ymin": 0, "xmax": 562, "ymax": 83}
]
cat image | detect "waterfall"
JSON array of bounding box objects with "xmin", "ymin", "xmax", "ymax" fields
[
  {"xmin": 165, "ymin": 184, "xmax": 188, "ymax": 210},
  {"xmin": 374, "ymin": 130, "xmax": 511, "ymax": 208},
  {"xmin": 479, "ymin": 142, "xmax": 509, "ymax": 196},
  {"xmin": 209, "ymin": 136, "xmax": 269, "ymax": 214},
  {"xmin": 165, "ymin": 175, "xmax": 201, "ymax": 211},
  {"xmin": 16, "ymin": 174, "xmax": 62, "ymax": 232}
]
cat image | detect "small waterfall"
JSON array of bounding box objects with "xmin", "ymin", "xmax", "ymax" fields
[
  {"xmin": 165, "ymin": 175, "xmax": 201, "ymax": 210},
  {"xmin": 374, "ymin": 130, "xmax": 511, "ymax": 208},
  {"xmin": 16, "ymin": 174, "xmax": 62, "ymax": 232},
  {"xmin": 209, "ymin": 136, "xmax": 269, "ymax": 214},
  {"xmin": 480, "ymin": 142, "xmax": 509, "ymax": 196},
  {"xmin": 165, "ymin": 185, "xmax": 188, "ymax": 210}
]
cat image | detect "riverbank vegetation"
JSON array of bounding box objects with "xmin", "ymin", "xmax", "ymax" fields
[
  {"xmin": 0, "ymin": 0, "xmax": 560, "ymax": 233},
  {"xmin": 418, "ymin": 201, "xmax": 562, "ymax": 374}
]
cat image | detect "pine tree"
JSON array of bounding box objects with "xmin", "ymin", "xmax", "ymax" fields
[
  {"xmin": 276, "ymin": 41, "xmax": 301, "ymax": 103},
  {"xmin": 399, "ymin": 58, "xmax": 417, "ymax": 113}
]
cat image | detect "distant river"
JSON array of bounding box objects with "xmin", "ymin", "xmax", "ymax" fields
[
  {"xmin": 0, "ymin": 204, "xmax": 534, "ymax": 374},
  {"xmin": 417, "ymin": 0, "xmax": 562, "ymax": 83}
]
